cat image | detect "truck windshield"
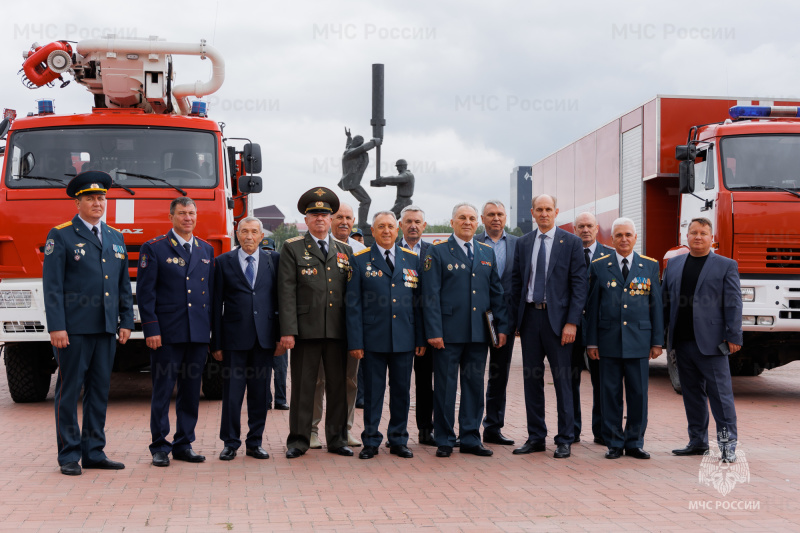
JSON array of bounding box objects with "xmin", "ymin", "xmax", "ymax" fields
[
  {"xmin": 4, "ymin": 126, "xmax": 218, "ymax": 189},
  {"xmin": 721, "ymin": 134, "xmax": 800, "ymax": 191}
]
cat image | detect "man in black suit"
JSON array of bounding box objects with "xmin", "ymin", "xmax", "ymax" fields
[
  {"xmin": 571, "ymin": 212, "xmax": 614, "ymax": 445},
  {"xmin": 212, "ymin": 217, "xmax": 282, "ymax": 461},
  {"xmin": 510, "ymin": 194, "xmax": 587, "ymax": 458},
  {"xmin": 477, "ymin": 200, "xmax": 519, "ymax": 446},
  {"xmin": 398, "ymin": 205, "xmax": 434, "ymax": 446}
]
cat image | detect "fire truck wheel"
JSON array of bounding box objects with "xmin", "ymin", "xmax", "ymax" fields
[
  {"xmin": 201, "ymin": 355, "xmax": 223, "ymax": 400},
  {"xmin": 728, "ymin": 357, "xmax": 765, "ymax": 377},
  {"xmin": 3, "ymin": 343, "xmax": 53, "ymax": 403},
  {"xmin": 666, "ymin": 346, "xmax": 683, "ymax": 395}
]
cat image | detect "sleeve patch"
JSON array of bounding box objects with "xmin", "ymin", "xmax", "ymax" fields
[
  {"xmin": 140, "ymin": 253, "xmax": 148, "ymax": 268},
  {"xmin": 45, "ymin": 239, "xmax": 55, "ymax": 255},
  {"xmin": 424, "ymin": 255, "xmax": 433, "ymax": 271}
]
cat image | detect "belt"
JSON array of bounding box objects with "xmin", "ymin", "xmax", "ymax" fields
[{"xmin": 526, "ymin": 302, "xmax": 547, "ymax": 309}]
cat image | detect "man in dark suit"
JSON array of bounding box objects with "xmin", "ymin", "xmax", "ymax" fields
[
  {"xmin": 510, "ymin": 194, "xmax": 586, "ymax": 458},
  {"xmin": 279, "ymin": 187, "xmax": 354, "ymax": 459},
  {"xmin": 586, "ymin": 217, "xmax": 663, "ymax": 460},
  {"xmin": 43, "ymin": 171, "xmax": 133, "ymax": 476},
  {"xmin": 398, "ymin": 205, "xmax": 434, "ymax": 446},
  {"xmin": 476, "ymin": 200, "xmax": 519, "ymax": 446},
  {"xmin": 212, "ymin": 217, "xmax": 282, "ymax": 461},
  {"xmin": 138, "ymin": 197, "xmax": 215, "ymax": 467},
  {"xmin": 347, "ymin": 211, "xmax": 426, "ymax": 459},
  {"xmin": 663, "ymin": 217, "xmax": 742, "ymax": 463},
  {"xmin": 571, "ymin": 212, "xmax": 614, "ymax": 445},
  {"xmin": 422, "ymin": 202, "xmax": 509, "ymax": 458}
]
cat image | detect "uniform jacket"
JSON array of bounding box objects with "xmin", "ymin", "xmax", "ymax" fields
[
  {"xmin": 43, "ymin": 214, "xmax": 134, "ymax": 335},
  {"xmin": 475, "ymin": 231, "xmax": 519, "ymax": 311},
  {"xmin": 511, "ymin": 227, "xmax": 587, "ymax": 335},
  {"xmin": 137, "ymin": 229, "xmax": 215, "ymax": 344},
  {"xmin": 580, "ymin": 243, "xmax": 615, "ymax": 333},
  {"xmin": 662, "ymin": 252, "xmax": 743, "ymax": 354},
  {"xmin": 212, "ymin": 248, "xmax": 281, "ymax": 352},
  {"xmin": 421, "ymin": 234, "xmax": 509, "ymax": 343},
  {"xmin": 345, "ymin": 244, "xmax": 424, "ymax": 353},
  {"xmin": 277, "ymin": 233, "xmax": 352, "ymax": 340},
  {"xmin": 585, "ymin": 251, "xmax": 664, "ymax": 358}
]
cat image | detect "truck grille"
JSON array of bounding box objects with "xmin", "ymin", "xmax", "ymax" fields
[
  {"xmin": 3, "ymin": 321, "xmax": 45, "ymax": 333},
  {"xmin": 0, "ymin": 290, "xmax": 33, "ymax": 308},
  {"xmin": 735, "ymin": 236, "xmax": 800, "ymax": 273}
]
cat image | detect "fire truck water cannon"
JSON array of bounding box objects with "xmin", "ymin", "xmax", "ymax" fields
[{"xmin": 18, "ymin": 35, "xmax": 225, "ymax": 115}]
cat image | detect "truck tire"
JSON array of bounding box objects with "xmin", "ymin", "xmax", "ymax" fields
[
  {"xmin": 666, "ymin": 346, "xmax": 682, "ymax": 395},
  {"xmin": 3, "ymin": 343, "xmax": 53, "ymax": 403},
  {"xmin": 729, "ymin": 358, "xmax": 764, "ymax": 377},
  {"xmin": 201, "ymin": 355, "xmax": 223, "ymax": 400}
]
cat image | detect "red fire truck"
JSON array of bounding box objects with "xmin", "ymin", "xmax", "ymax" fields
[
  {"xmin": 0, "ymin": 36, "xmax": 263, "ymax": 402},
  {"xmin": 530, "ymin": 95, "xmax": 800, "ymax": 392}
]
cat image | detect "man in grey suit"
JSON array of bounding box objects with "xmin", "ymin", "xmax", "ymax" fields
[
  {"xmin": 510, "ymin": 194, "xmax": 587, "ymax": 458},
  {"xmin": 477, "ymin": 200, "xmax": 519, "ymax": 446},
  {"xmin": 662, "ymin": 217, "xmax": 742, "ymax": 463}
]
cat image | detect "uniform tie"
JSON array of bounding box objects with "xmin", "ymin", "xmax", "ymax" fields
[
  {"xmin": 622, "ymin": 257, "xmax": 630, "ymax": 280},
  {"xmin": 92, "ymin": 226, "xmax": 101, "ymax": 244},
  {"xmin": 465, "ymin": 242, "xmax": 473, "ymax": 261},
  {"xmin": 532, "ymin": 234, "xmax": 547, "ymax": 304},
  {"xmin": 385, "ymin": 249, "xmax": 394, "ymax": 272},
  {"xmin": 584, "ymin": 248, "xmax": 591, "ymax": 267},
  {"xmin": 318, "ymin": 239, "xmax": 327, "ymax": 257},
  {"xmin": 245, "ymin": 255, "xmax": 255, "ymax": 287},
  {"xmin": 183, "ymin": 242, "xmax": 191, "ymax": 255}
]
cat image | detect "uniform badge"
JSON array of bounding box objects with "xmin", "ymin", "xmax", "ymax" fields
[
  {"xmin": 45, "ymin": 239, "xmax": 55, "ymax": 255},
  {"xmin": 347, "ymin": 268, "xmax": 352, "ymax": 282},
  {"xmin": 76, "ymin": 243, "xmax": 85, "ymax": 248},
  {"xmin": 448, "ymin": 264, "xmax": 454, "ymax": 271},
  {"xmin": 481, "ymin": 260, "xmax": 491, "ymax": 266},
  {"xmin": 378, "ymin": 270, "xmax": 383, "ymax": 277},
  {"xmin": 140, "ymin": 253, "xmax": 148, "ymax": 268},
  {"xmin": 611, "ymin": 281, "xmax": 617, "ymax": 287},
  {"xmin": 424, "ymin": 255, "xmax": 433, "ymax": 272},
  {"xmin": 454, "ymin": 264, "xmax": 459, "ymax": 270},
  {"xmin": 461, "ymin": 264, "xmax": 466, "ymax": 269},
  {"xmin": 202, "ymin": 259, "xmax": 210, "ymax": 264},
  {"xmin": 171, "ymin": 238, "xmax": 178, "ymax": 246},
  {"xmin": 178, "ymin": 258, "xmax": 186, "ymax": 267}
]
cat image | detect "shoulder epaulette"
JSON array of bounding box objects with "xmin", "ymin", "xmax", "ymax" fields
[
  {"xmin": 478, "ymin": 241, "xmax": 492, "ymax": 248},
  {"xmin": 286, "ymin": 235, "xmax": 303, "ymax": 243},
  {"xmin": 593, "ymin": 254, "xmax": 610, "ymax": 263},
  {"xmin": 194, "ymin": 236, "xmax": 212, "ymax": 247},
  {"xmin": 145, "ymin": 235, "xmax": 167, "ymax": 245},
  {"xmin": 55, "ymin": 221, "xmax": 72, "ymax": 230},
  {"xmin": 106, "ymin": 224, "xmax": 121, "ymax": 233},
  {"xmin": 331, "ymin": 236, "xmax": 346, "ymax": 245},
  {"xmin": 354, "ymin": 247, "xmax": 370, "ymax": 256},
  {"xmin": 640, "ymin": 255, "xmax": 658, "ymax": 262},
  {"xmin": 433, "ymin": 240, "xmax": 448, "ymax": 245},
  {"xmin": 400, "ymin": 247, "xmax": 417, "ymax": 256}
]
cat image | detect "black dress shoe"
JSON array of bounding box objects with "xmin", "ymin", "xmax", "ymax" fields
[
  {"xmin": 435, "ymin": 446, "xmax": 452, "ymax": 457},
  {"xmin": 152, "ymin": 451, "xmax": 170, "ymax": 467},
  {"xmin": 461, "ymin": 444, "xmax": 493, "ymax": 457},
  {"xmin": 573, "ymin": 436, "xmax": 581, "ymax": 443},
  {"xmin": 454, "ymin": 437, "xmax": 461, "ymax": 448},
  {"xmin": 274, "ymin": 403, "xmax": 290, "ymax": 411},
  {"xmin": 355, "ymin": 401, "xmax": 365, "ymax": 409},
  {"xmin": 721, "ymin": 449, "xmax": 737, "ymax": 463},
  {"xmin": 483, "ymin": 431, "xmax": 515, "ymax": 445},
  {"xmin": 173, "ymin": 449, "xmax": 206, "ymax": 463},
  {"xmin": 328, "ymin": 446, "xmax": 354, "ymax": 456},
  {"xmin": 60, "ymin": 462, "xmax": 81, "ymax": 476},
  {"xmin": 219, "ymin": 447, "xmax": 237, "ymax": 461},
  {"xmin": 390, "ymin": 445, "xmax": 414, "ymax": 458},
  {"xmin": 285, "ymin": 448, "xmax": 304, "ymax": 459},
  {"xmin": 359, "ymin": 446, "xmax": 379, "ymax": 459},
  {"xmin": 672, "ymin": 445, "xmax": 709, "ymax": 456},
  {"xmin": 605, "ymin": 448, "xmax": 622, "ymax": 459},
  {"xmin": 266, "ymin": 403, "xmax": 272, "ymax": 410},
  {"xmin": 418, "ymin": 430, "xmax": 436, "ymax": 446},
  {"xmin": 513, "ymin": 441, "xmax": 546, "ymax": 455},
  {"xmin": 554, "ymin": 443, "xmax": 571, "ymax": 458},
  {"xmin": 83, "ymin": 458, "xmax": 125, "ymax": 470},
  {"xmin": 625, "ymin": 447, "xmax": 650, "ymax": 459},
  {"xmin": 593, "ymin": 437, "xmax": 606, "ymax": 446},
  {"xmin": 246, "ymin": 446, "xmax": 270, "ymax": 459}
]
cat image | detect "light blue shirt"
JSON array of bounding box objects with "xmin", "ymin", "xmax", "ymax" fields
[
  {"xmin": 401, "ymin": 239, "xmax": 421, "ymax": 256},
  {"xmin": 482, "ymin": 231, "xmax": 507, "ymax": 277},
  {"xmin": 375, "ymin": 243, "xmax": 395, "ymax": 266},
  {"xmin": 453, "ymin": 234, "xmax": 474, "ymax": 260},
  {"xmin": 526, "ymin": 226, "xmax": 557, "ymax": 303},
  {"xmin": 78, "ymin": 215, "xmax": 102, "ymax": 244},
  {"xmin": 171, "ymin": 229, "xmax": 193, "ymax": 253},
  {"xmin": 238, "ymin": 247, "xmax": 259, "ymax": 285}
]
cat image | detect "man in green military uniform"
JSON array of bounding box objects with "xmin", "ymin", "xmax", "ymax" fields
[
  {"xmin": 43, "ymin": 171, "xmax": 134, "ymax": 475},
  {"xmin": 279, "ymin": 187, "xmax": 355, "ymax": 458}
]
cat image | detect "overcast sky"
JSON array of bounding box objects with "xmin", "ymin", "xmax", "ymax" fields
[{"xmin": 3, "ymin": 1, "xmax": 799, "ymax": 225}]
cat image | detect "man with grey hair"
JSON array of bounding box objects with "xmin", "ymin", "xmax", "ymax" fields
[
  {"xmin": 476, "ymin": 200, "xmax": 519, "ymax": 446},
  {"xmin": 422, "ymin": 202, "xmax": 509, "ymax": 458},
  {"xmin": 138, "ymin": 197, "xmax": 216, "ymax": 467},
  {"xmin": 586, "ymin": 217, "xmax": 663, "ymax": 460}
]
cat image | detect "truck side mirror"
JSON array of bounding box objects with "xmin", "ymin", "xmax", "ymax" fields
[
  {"xmin": 0, "ymin": 118, "xmax": 10, "ymax": 140},
  {"xmin": 679, "ymin": 160, "xmax": 695, "ymax": 194},
  {"xmin": 243, "ymin": 143, "xmax": 262, "ymax": 174},
  {"xmin": 675, "ymin": 144, "xmax": 697, "ymax": 161},
  {"xmin": 238, "ymin": 175, "xmax": 263, "ymax": 194}
]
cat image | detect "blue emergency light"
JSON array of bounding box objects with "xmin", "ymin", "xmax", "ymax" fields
[
  {"xmin": 729, "ymin": 105, "xmax": 800, "ymax": 119},
  {"xmin": 190, "ymin": 101, "xmax": 207, "ymax": 117},
  {"xmin": 37, "ymin": 99, "xmax": 54, "ymax": 115}
]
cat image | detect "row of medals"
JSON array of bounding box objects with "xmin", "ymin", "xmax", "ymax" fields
[
  {"xmin": 447, "ymin": 263, "xmax": 467, "ymax": 271},
  {"xmin": 167, "ymin": 256, "xmax": 186, "ymax": 266}
]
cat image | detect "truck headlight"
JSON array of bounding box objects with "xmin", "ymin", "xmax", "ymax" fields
[
  {"xmin": 742, "ymin": 315, "xmax": 756, "ymax": 326},
  {"xmin": 741, "ymin": 287, "xmax": 755, "ymax": 302},
  {"xmin": 0, "ymin": 290, "xmax": 33, "ymax": 308},
  {"xmin": 757, "ymin": 316, "xmax": 774, "ymax": 326}
]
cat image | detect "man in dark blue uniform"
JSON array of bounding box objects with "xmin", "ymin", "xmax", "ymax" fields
[
  {"xmin": 586, "ymin": 217, "xmax": 663, "ymax": 460},
  {"xmin": 212, "ymin": 217, "xmax": 282, "ymax": 461},
  {"xmin": 422, "ymin": 202, "xmax": 509, "ymax": 458},
  {"xmin": 43, "ymin": 171, "xmax": 133, "ymax": 475},
  {"xmin": 346, "ymin": 211, "xmax": 426, "ymax": 459},
  {"xmin": 137, "ymin": 197, "xmax": 215, "ymax": 467}
]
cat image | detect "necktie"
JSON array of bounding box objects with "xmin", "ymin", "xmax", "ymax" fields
[
  {"xmin": 385, "ymin": 250, "xmax": 394, "ymax": 272},
  {"xmin": 245, "ymin": 255, "xmax": 255, "ymax": 287},
  {"xmin": 92, "ymin": 226, "xmax": 101, "ymax": 244},
  {"xmin": 183, "ymin": 242, "xmax": 191, "ymax": 255},
  {"xmin": 532, "ymin": 234, "xmax": 547, "ymax": 304},
  {"xmin": 318, "ymin": 239, "xmax": 327, "ymax": 256},
  {"xmin": 622, "ymin": 257, "xmax": 629, "ymax": 280},
  {"xmin": 465, "ymin": 242, "xmax": 473, "ymax": 261},
  {"xmin": 584, "ymin": 248, "xmax": 591, "ymax": 267}
]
